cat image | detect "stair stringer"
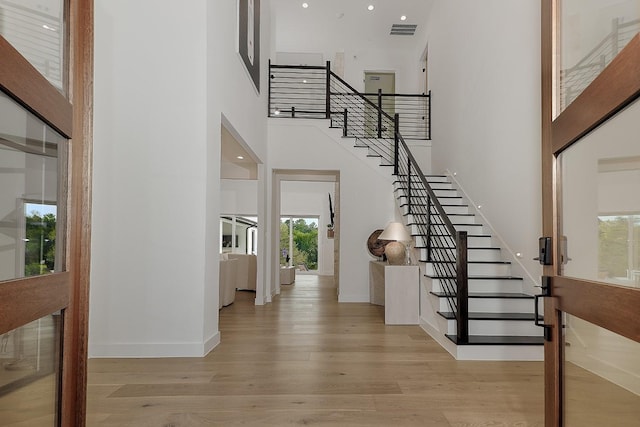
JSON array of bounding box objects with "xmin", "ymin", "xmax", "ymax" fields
[
  {"xmin": 444, "ymin": 170, "xmax": 541, "ymax": 296},
  {"xmin": 268, "ymin": 118, "xmax": 394, "ymax": 183}
]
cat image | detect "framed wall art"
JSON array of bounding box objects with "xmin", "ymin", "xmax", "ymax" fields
[{"xmin": 238, "ymin": 0, "xmax": 260, "ymax": 93}]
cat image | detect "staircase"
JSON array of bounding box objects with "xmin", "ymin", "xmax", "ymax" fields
[
  {"xmin": 395, "ymin": 175, "xmax": 543, "ymax": 359},
  {"xmin": 269, "ymin": 61, "xmax": 544, "ymax": 360}
]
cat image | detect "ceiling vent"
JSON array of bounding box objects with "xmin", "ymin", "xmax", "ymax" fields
[{"xmin": 390, "ymin": 23, "xmax": 417, "ymax": 36}]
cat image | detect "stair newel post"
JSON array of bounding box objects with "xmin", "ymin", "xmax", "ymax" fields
[
  {"xmin": 393, "ymin": 113, "xmax": 400, "ymax": 176},
  {"xmin": 426, "ymin": 195, "xmax": 432, "ymax": 262},
  {"xmin": 343, "ymin": 108, "xmax": 348, "ymax": 137},
  {"xmin": 427, "ymin": 90, "xmax": 432, "ymax": 140},
  {"xmin": 407, "ymin": 161, "xmax": 412, "ymax": 214},
  {"xmin": 455, "ymin": 231, "xmax": 469, "ymax": 344},
  {"xmin": 325, "ymin": 61, "xmax": 331, "ymax": 119},
  {"xmin": 268, "ymin": 59, "xmax": 272, "ymax": 116},
  {"xmin": 377, "ymin": 89, "xmax": 383, "ymax": 138}
]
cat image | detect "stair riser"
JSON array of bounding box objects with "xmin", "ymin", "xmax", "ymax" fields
[
  {"xmin": 442, "ymin": 205, "xmax": 469, "ymax": 215},
  {"xmin": 431, "ymin": 278, "xmax": 522, "ymax": 294},
  {"xmin": 426, "ymin": 176, "xmax": 449, "ymax": 183},
  {"xmin": 428, "ymin": 182, "xmax": 453, "ymax": 190},
  {"xmin": 406, "ymin": 213, "xmax": 476, "ymax": 227},
  {"xmin": 426, "ymin": 263, "xmax": 511, "ymax": 277},
  {"xmin": 444, "ymin": 319, "xmax": 541, "ymax": 336},
  {"xmin": 414, "ymin": 235, "xmax": 492, "ymax": 248},
  {"xmin": 410, "ymin": 219, "xmax": 475, "ymax": 233},
  {"xmin": 434, "ymin": 189, "xmax": 459, "ymax": 197},
  {"xmin": 421, "ymin": 248, "xmax": 503, "ymax": 262},
  {"xmin": 452, "ymin": 224, "xmax": 484, "ymax": 234},
  {"xmin": 429, "ymin": 197, "xmax": 465, "ymax": 206},
  {"xmin": 436, "ymin": 297, "xmax": 534, "ymax": 313}
]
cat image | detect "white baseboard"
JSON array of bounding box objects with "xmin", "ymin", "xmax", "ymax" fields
[
  {"xmin": 338, "ymin": 292, "xmax": 369, "ymax": 303},
  {"xmin": 89, "ymin": 333, "xmax": 220, "ymax": 358},
  {"xmin": 203, "ymin": 331, "xmax": 221, "ymax": 356}
]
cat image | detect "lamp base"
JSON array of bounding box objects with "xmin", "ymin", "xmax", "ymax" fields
[{"xmin": 385, "ymin": 241, "xmax": 405, "ymax": 265}]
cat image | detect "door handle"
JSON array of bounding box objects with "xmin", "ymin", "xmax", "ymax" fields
[{"xmin": 534, "ymin": 276, "xmax": 553, "ymax": 341}]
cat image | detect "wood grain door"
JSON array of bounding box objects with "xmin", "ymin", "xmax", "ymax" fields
[
  {"xmin": 542, "ymin": 1, "xmax": 640, "ymax": 425},
  {"xmin": 0, "ymin": 1, "xmax": 92, "ymax": 425}
]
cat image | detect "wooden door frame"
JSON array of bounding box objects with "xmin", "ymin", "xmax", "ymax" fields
[
  {"xmin": 0, "ymin": 0, "xmax": 93, "ymax": 425},
  {"xmin": 541, "ymin": 1, "xmax": 640, "ymax": 425}
]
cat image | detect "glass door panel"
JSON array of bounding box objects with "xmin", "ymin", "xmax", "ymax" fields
[
  {"xmin": 559, "ymin": 97, "xmax": 640, "ymax": 288},
  {"xmin": 564, "ymin": 314, "xmax": 640, "ymax": 426},
  {"xmin": 0, "ymin": 0, "xmax": 67, "ymax": 92},
  {"xmin": 0, "ymin": 90, "xmax": 65, "ymax": 282},
  {"xmin": 0, "ymin": 87, "xmax": 66, "ymax": 425},
  {"xmin": 0, "ymin": 313, "xmax": 61, "ymax": 426},
  {"xmin": 557, "ymin": 0, "xmax": 640, "ymax": 116}
]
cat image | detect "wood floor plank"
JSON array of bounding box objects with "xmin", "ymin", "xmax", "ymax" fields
[{"xmin": 86, "ymin": 275, "xmax": 544, "ymax": 426}]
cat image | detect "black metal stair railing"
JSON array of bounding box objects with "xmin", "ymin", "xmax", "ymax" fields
[
  {"xmin": 269, "ymin": 60, "xmax": 431, "ymax": 140},
  {"xmin": 328, "ymin": 72, "xmax": 398, "ymax": 165},
  {"xmin": 268, "ymin": 60, "xmax": 468, "ymax": 342},
  {"xmin": 394, "ymin": 133, "xmax": 468, "ymax": 343}
]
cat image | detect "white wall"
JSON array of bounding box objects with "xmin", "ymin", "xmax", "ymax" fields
[
  {"xmin": 268, "ymin": 120, "xmax": 395, "ymax": 302},
  {"xmin": 209, "ymin": 1, "xmax": 272, "ymax": 311},
  {"xmin": 221, "ymin": 180, "xmax": 259, "ymax": 215},
  {"xmin": 90, "ymin": 0, "xmax": 271, "ymax": 357},
  {"xmin": 425, "ymin": 0, "xmax": 543, "ymax": 283}
]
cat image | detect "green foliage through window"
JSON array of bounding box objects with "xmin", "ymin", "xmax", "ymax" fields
[
  {"xmin": 280, "ymin": 217, "xmax": 318, "ymax": 270},
  {"xmin": 24, "ymin": 204, "xmax": 56, "ymax": 276}
]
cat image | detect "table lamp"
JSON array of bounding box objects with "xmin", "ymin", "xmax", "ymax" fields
[{"xmin": 378, "ymin": 222, "xmax": 412, "ymax": 265}]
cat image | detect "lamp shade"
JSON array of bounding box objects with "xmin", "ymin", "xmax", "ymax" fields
[{"xmin": 378, "ymin": 222, "xmax": 411, "ymax": 242}]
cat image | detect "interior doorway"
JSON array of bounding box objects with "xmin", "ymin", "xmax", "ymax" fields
[
  {"xmin": 364, "ymin": 72, "xmax": 396, "ymax": 137},
  {"xmin": 272, "ymin": 170, "xmax": 340, "ymax": 300}
]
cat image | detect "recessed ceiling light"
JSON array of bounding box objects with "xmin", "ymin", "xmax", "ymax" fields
[
  {"xmin": 367, "ymin": 5, "xmax": 374, "ymax": 11},
  {"xmin": 302, "ymin": 2, "xmax": 308, "ymax": 8},
  {"xmin": 400, "ymin": 15, "xmax": 407, "ymax": 21},
  {"xmin": 237, "ymin": 156, "xmax": 244, "ymax": 160}
]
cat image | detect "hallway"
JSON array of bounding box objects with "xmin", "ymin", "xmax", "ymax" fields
[{"xmin": 87, "ymin": 275, "xmax": 544, "ymax": 426}]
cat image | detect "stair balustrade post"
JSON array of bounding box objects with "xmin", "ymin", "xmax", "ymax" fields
[
  {"xmin": 377, "ymin": 89, "xmax": 383, "ymax": 138},
  {"xmin": 407, "ymin": 161, "xmax": 412, "ymax": 214},
  {"xmin": 393, "ymin": 113, "xmax": 400, "ymax": 176},
  {"xmin": 455, "ymin": 231, "xmax": 469, "ymax": 344},
  {"xmin": 291, "ymin": 106, "xmax": 295, "ymax": 118},
  {"xmin": 427, "ymin": 91, "xmax": 432, "ymax": 140},
  {"xmin": 343, "ymin": 108, "xmax": 348, "ymax": 137},
  {"xmin": 325, "ymin": 61, "xmax": 331, "ymax": 119},
  {"xmin": 268, "ymin": 59, "xmax": 272, "ymax": 117},
  {"xmin": 426, "ymin": 195, "xmax": 432, "ymax": 262}
]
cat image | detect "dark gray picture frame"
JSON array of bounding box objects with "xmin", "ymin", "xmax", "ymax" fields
[{"xmin": 238, "ymin": 0, "xmax": 260, "ymax": 93}]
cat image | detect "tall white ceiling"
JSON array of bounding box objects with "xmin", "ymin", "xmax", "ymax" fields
[{"xmin": 271, "ymin": 0, "xmax": 434, "ymax": 54}]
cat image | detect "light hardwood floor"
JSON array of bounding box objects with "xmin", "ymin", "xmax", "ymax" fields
[{"xmin": 86, "ymin": 275, "xmax": 545, "ymax": 426}]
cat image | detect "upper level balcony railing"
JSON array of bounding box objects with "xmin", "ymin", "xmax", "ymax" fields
[{"xmin": 268, "ymin": 61, "xmax": 431, "ymax": 141}]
